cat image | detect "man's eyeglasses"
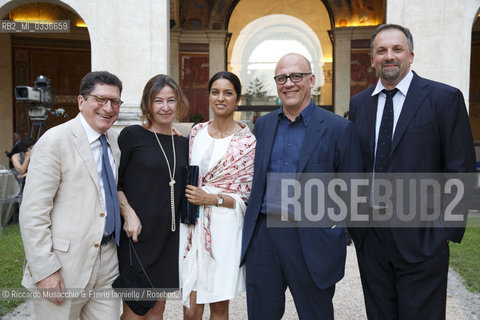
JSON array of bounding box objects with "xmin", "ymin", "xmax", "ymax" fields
[
  {"xmin": 85, "ymin": 94, "xmax": 123, "ymax": 109},
  {"xmin": 274, "ymin": 72, "xmax": 312, "ymax": 85}
]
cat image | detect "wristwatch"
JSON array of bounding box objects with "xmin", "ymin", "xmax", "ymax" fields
[{"xmin": 216, "ymin": 194, "xmax": 224, "ymax": 207}]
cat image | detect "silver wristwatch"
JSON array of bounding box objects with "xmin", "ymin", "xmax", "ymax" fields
[{"xmin": 216, "ymin": 194, "xmax": 224, "ymax": 207}]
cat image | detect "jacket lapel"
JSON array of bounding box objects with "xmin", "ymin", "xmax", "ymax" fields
[
  {"xmin": 390, "ymin": 72, "xmax": 428, "ymax": 157},
  {"xmin": 71, "ymin": 116, "xmax": 102, "ymax": 195},
  {"xmin": 261, "ymin": 111, "xmax": 281, "ymax": 174},
  {"xmin": 297, "ymin": 107, "xmax": 326, "ymax": 172},
  {"xmin": 366, "ymin": 92, "xmax": 378, "ymax": 161}
]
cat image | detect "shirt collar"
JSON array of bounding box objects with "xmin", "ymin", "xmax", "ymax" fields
[
  {"xmin": 278, "ymin": 99, "xmax": 314, "ymax": 127},
  {"xmin": 79, "ymin": 113, "xmax": 103, "ymax": 144},
  {"xmin": 371, "ymin": 70, "xmax": 413, "ymax": 97}
]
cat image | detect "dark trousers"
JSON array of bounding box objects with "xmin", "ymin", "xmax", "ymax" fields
[
  {"xmin": 355, "ymin": 228, "xmax": 449, "ymax": 320},
  {"xmin": 245, "ymin": 215, "xmax": 335, "ymax": 320}
]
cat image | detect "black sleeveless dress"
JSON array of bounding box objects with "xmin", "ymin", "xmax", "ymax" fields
[{"xmin": 116, "ymin": 125, "xmax": 188, "ymax": 314}]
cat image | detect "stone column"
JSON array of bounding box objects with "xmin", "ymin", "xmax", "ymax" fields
[
  {"xmin": 80, "ymin": 0, "xmax": 169, "ymax": 129},
  {"xmin": 170, "ymin": 28, "xmax": 181, "ymax": 84},
  {"xmin": 333, "ymin": 26, "xmax": 376, "ymax": 117},
  {"xmin": 320, "ymin": 62, "xmax": 333, "ymax": 106},
  {"xmin": 386, "ymin": 0, "xmax": 480, "ymax": 110},
  {"xmin": 207, "ymin": 30, "xmax": 227, "ymax": 76},
  {"xmin": 207, "ymin": 30, "xmax": 227, "ymax": 119},
  {"xmin": 333, "ymin": 28, "xmax": 352, "ymax": 117}
]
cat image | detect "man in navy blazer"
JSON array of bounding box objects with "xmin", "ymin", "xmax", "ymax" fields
[
  {"xmin": 349, "ymin": 24, "xmax": 476, "ymax": 319},
  {"xmin": 241, "ymin": 53, "xmax": 362, "ymax": 319}
]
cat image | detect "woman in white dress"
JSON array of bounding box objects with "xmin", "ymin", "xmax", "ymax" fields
[{"xmin": 180, "ymin": 71, "xmax": 256, "ymax": 320}]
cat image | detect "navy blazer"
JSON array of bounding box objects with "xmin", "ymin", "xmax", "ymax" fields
[
  {"xmin": 241, "ymin": 103, "xmax": 363, "ymax": 289},
  {"xmin": 349, "ymin": 71, "xmax": 476, "ymax": 262}
]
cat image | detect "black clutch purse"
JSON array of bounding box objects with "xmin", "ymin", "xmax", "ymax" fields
[{"xmin": 180, "ymin": 165, "xmax": 199, "ymax": 225}]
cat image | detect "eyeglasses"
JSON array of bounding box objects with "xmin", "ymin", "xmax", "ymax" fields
[
  {"xmin": 85, "ymin": 94, "xmax": 123, "ymax": 109},
  {"xmin": 274, "ymin": 72, "xmax": 312, "ymax": 85}
]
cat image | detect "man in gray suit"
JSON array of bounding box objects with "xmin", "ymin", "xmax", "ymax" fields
[{"xmin": 20, "ymin": 71, "xmax": 123, "ymax": 319}]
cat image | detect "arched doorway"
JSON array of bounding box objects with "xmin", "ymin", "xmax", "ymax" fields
[
  {"xmin": 231, "ymin": 14, "xmax": 325, "ymax": 106},
  {"xmin": 0, "ymin": 1, "xmax": 90, "ymax": 141},
  {"xmin": 226, "ymin": 0, "xmax": 333, "ymax": 124}
]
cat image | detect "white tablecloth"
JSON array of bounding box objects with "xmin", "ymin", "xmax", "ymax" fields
[{"xmin": 0, "ymin": 170, "xmax": 20, "ymax": 228}]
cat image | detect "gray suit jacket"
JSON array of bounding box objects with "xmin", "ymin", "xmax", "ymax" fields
[{"xmin": 20, "ymin": 115, "xmax": 120, "ymax": 289}]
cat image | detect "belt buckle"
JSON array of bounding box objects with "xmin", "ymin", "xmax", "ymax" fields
[{"xmin": 101, "ymin": 234, "xmax": 111, "ymax": 245}]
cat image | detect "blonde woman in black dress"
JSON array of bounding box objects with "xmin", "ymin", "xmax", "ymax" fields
[{"xmin": 117, "ymin": 74, "xmax": 189, "ymax": 319}]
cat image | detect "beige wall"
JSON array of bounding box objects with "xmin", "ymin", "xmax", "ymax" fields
[{"xmin": 0, "ymin": 34, "xmax": 13, "ymax": 169}]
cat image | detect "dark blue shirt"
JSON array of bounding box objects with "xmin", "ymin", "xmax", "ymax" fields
[{"xmin": 260, "ymin": 100, "xmax": 314, "ymax": 214}]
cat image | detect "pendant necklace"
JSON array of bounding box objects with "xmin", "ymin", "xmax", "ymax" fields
[{"xmin": 153, "ymin": 129, "xmax": 177, "ymax": 232}]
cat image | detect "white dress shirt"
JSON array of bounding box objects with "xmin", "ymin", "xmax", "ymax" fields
[
  {"xmin": 371, "ymin": 69, "xmax": 414, "ymax": 158},
  {"xmin": 78, "ymin": 113, "xmax": 116, "ymax": 216},
  {"xmin": 370, "ymin": 70, "xmax": 414, "ymax": 207}
]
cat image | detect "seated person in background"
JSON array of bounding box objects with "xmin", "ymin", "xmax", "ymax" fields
[
  {"xmin": 12, "ymin": 138, "xmax": 36, "ymax": 180},
  {"xmin": 5, "ymin": 132, "xmax": 21, "ymax": 169},
  {"xmin": 10, "ymin": 137, "xmax": 36, "ymax": 222}
]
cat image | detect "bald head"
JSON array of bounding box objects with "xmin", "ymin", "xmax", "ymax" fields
[
  {"xmin": 275, "ymin": 53, "xmax": 312, "ymax": 74},
  {"xmin": 274, "ymin": 53, "xmax": 315, "ymax": 119}
]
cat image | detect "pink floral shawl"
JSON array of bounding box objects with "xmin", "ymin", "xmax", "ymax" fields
[{"xmin": 184, "ymin": 120, "xmax": 256, "ymax": 261}]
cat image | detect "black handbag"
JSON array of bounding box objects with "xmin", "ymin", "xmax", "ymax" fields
[
  {"xmin": 112, "ymin": 239, "xmax": 156, "ymax": 316},
  {"xmin": 180, "ymin": 165, "xmax": 199, "ymax": 225}
]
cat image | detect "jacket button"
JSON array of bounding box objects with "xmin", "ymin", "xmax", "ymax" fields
[
  {"xmin": 94, "ymin": 244, "xmax": 100, "ymax": 248},
  {"xmin": 99, "ymin": 213, "xmax": 105, "ymax": 217}
]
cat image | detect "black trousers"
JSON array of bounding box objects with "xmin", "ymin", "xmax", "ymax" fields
[{"xmin": 355, "ymin": 228, "xmax": 449, "ymax": 320}]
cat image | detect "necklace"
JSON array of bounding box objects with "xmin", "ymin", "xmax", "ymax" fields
[
  {"xmin": 209, "ymin": 121, "xmax": 240, "ymax": 138},
  {"xmin": 153, "ymin": 129, "xmax": 177, "ymax": 232}
]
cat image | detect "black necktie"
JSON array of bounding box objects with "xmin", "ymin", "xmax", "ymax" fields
[
  {"xmin": 375, "ymin": 88, "xmax": 399, "ymax": 173},
  {"xmin": 99, "ymin": 135, "xmax": 120, "ymax": 245}
]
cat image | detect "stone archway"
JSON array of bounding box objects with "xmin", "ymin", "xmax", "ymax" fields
[
  {"xmin": 0, "ymin": 0, "xmax": 89, "ymax": 32},
  {"xmin": 231, "ymin": 14, "xmax": 324, "ymax": 101},
  {"xmin": 227, "ymin": 0, "xmax": 333, "ymax": 109}
]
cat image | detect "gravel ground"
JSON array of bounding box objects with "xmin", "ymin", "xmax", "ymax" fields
[{"xmin": 3, "ymin": 245, "xmax": 479, "ymax": 319}]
